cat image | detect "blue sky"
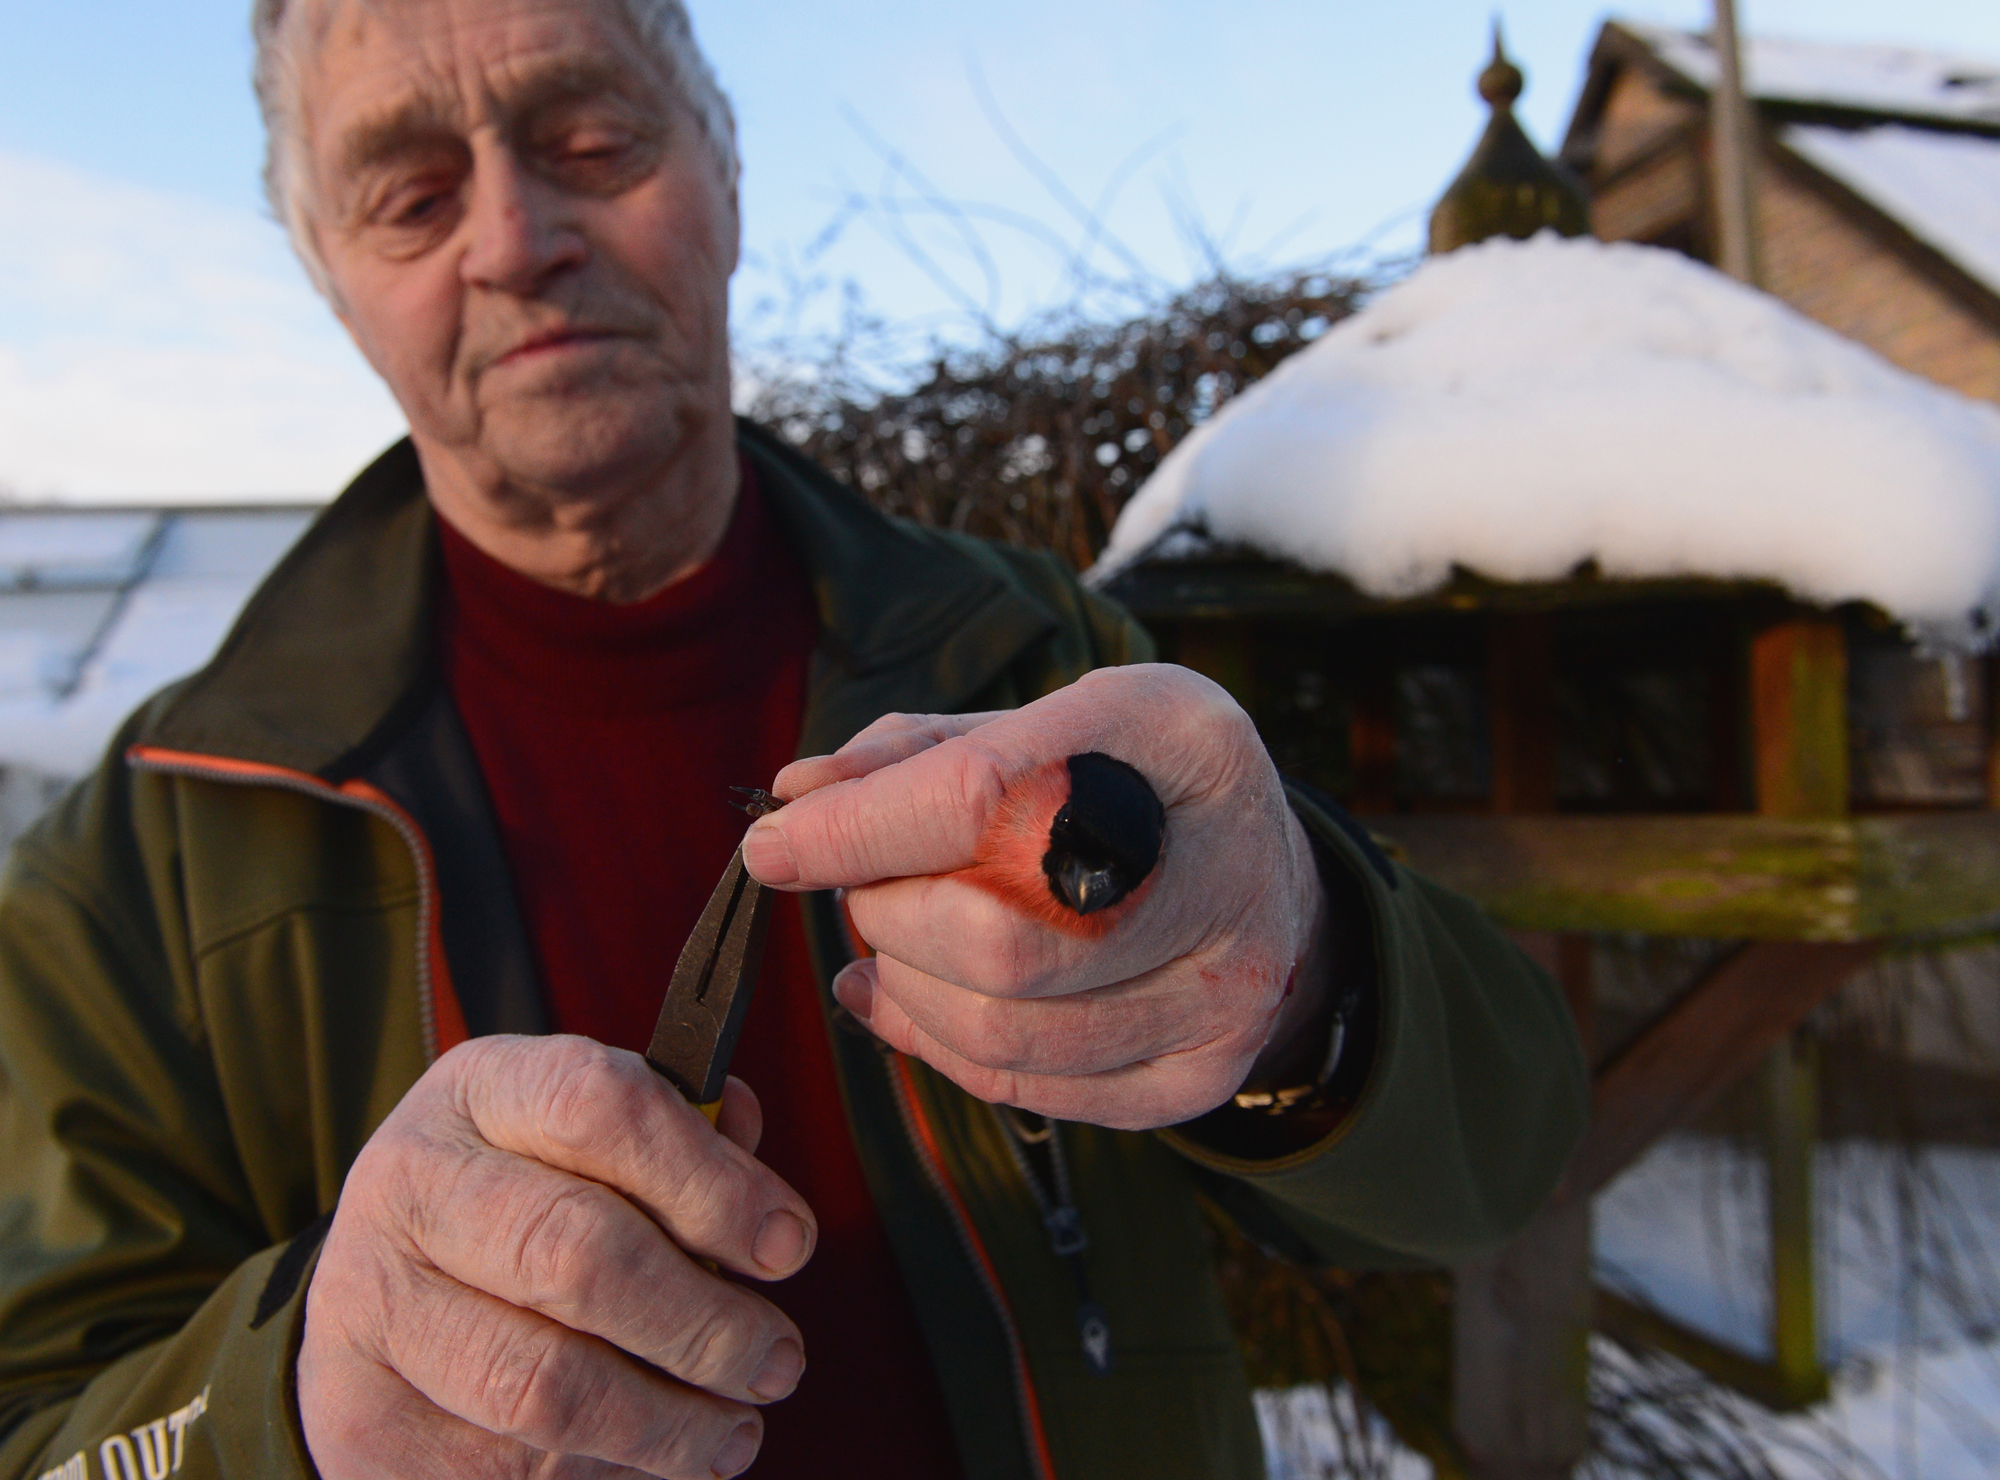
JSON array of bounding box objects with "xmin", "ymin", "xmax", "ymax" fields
[{"xmin": 2, "ymin": 2, "xmax": 1998, "ymax": 497}]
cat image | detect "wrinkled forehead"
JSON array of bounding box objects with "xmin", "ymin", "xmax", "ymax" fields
[{"xmin": 298, "ymin": 0, "xmax": 674, "ymax": 172}]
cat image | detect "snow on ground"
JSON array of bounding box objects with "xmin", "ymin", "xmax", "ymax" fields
[
  {"xmin": 1091, "ymin": 234, "xmax": 2000, "ymax": 647},
  {"xmin": 1262, "ymin": 1133, "xmax": 2000, "ymax": 1478},
  {"xmin": 1785, "ymin": 124, "xmax": 2000, "ymax": 304},
  {"xmin": 1598, "ymin": 1133, "xmax": 2000, "ymax": 1478},
  {"xmin": 1255, "ymin": 1385, "xmax": 1432, "ymax": 1480},
  {"xmin": 1620, "ymin": 22, "xmax": 2000, "ymax": 127}
]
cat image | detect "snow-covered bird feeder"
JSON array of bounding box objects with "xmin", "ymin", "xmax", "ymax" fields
[
  {"xmin": 1092, "ymin": 38, "xmax": 2000, "ymax": 1458},
  {"xmin": 1090, "ymin": 226, "xmax": 2000, "ymax": 1422},
  {"xmin": 1091, "ymin": 231, "xmax": 2000, "ymax": 941}
]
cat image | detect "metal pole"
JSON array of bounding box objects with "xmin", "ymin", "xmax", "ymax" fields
[{"xmin": 1711, "ymin": 0, "xmax": 1762, "ymax": 286}]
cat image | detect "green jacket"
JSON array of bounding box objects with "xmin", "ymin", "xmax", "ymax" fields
[{"xmin": 0, "ymin": 424, "xmax": 1586, "ymax": 1480}]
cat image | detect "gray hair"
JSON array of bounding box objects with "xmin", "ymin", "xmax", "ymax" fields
[{"xmin": 250, "ymin": 0, "xmax": 739, "ymax": 295}]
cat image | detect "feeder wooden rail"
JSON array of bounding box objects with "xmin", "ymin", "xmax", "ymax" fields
[{"xmin": 1368, "ymin": 811, "xmax": 2000, "ymax": 942}]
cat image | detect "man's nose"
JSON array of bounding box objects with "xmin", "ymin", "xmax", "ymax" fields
[{"xmin": 459, "ymin": 147, "xmax": 585, "ymax": 293}]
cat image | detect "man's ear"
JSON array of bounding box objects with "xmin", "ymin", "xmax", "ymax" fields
[{"xmin": 723, "ymin": 170, "xmax": 742, "ymax": 276}]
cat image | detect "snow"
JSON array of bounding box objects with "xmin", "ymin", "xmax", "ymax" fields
[
  {"xmin": 1784, "ymin": 124, "xmax": 2000, "ymax": 304},
  {"xmin": 1622, "ymin": 21, "xmax": 2000, "ymax": 127},
  {"xmin": 1255, "ymin": 1386, "xmax": 1432, "ymax": 1480},
  {"xmin": 1262, "ymin": 1132, "xmax": 2000, "ymax": 1479},
  {"xmin": 1091, "ymin": 234, "xmax": 2000, "ymax": 647},
  {"xmin": 1597, "ymin": 1133, "xmax": 2000, "ymax": 1478},
  {"xmin": 0, "ymin": 508, "xmax": 315, "ymax": 780},
  {"xmin": 0, "ymin": 512, "xmax": 159, "ymax": 589}
]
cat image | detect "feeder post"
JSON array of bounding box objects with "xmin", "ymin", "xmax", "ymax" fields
[
  {"xmin": 1985, "ymin": 653, "xmax": 2000, "ymax": 807},
  {"xmin": 1172, "ymin": 621, "xmax": 1258, "ymax": 718},
  {"xmin": 1453, "ymin": 932, "xmax": 1593, "ymax": 1480},
  {"xmin": 1454, "ymin": 611, "xmax": 1593, "ymax": 1478},
  {"xmin": 1348, "ymin": 656, "xmax": 1397, "ymax": 815},
  {"xmin": 1488, "ymin": 613, "xmax": 1557, "ymax": 814},
  {"xmin": 1748, "ymin": 611, "xmax": 1844, "ymax": 1406},
  {"xmin": 1763, "ymin": 1034, "xmax": 1828, "ymax": 1404}
]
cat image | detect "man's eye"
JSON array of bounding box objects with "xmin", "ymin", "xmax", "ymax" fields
[
  {"xmin": 562, "ymin": 131, "xmax": 631, "ymax": 160},
  {"xmin": 541, "ymin": 125, "xmax": 660, "ymax": 191},
  {"xmin": 392, "ymin": 192, "xmax": 446, "ymax": 224},
  {"xmin": 375, "ymin": 180, "xmax": 456, "ymax": 229}
]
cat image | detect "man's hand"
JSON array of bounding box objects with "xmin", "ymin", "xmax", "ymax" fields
[
  {"xmin": 298, "ymin": 1036, "xmax": 816, "ymax": 1480},
  {"xmin": 742, "ymin": 664, "xmax": 1333, "ymax": 1131}
]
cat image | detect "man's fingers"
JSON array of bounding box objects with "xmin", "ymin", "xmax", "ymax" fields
[
  {"xmin": 773, "ymin": 711, "xmax": 1004, "ymax": 799},
  {"xmin": 412, "ymin": 1143, "xmax": 804, "ymax": 1402},
  {"xmin": 444, "ymin": 1037, "xmax": 815, "ymax": 1281},
  {"xmin": 841, "ymin": 977, "xmax": 1230, "ymax": 1131},
  {"xmin": 747, "ymin": 734, "xmax": 1008, "ymax": 888},
  {"xmin": 746, "ymin": 665, "xmax": 1255, "ymax": 896},
  {"xmin": 301, "ymin": 1349, "xmax": 668, "ymax": 1480},
  {"xmin": 374, "ymin": 1264, "xmax": 764, "ymax": 1479},
  {"xmin": 837, "ymin": 954, "xmax": 1257, "ymax": 1081},
  {"xmin": 839, "ymin": 871, "xmax": 1201, "ymax": 1000}
]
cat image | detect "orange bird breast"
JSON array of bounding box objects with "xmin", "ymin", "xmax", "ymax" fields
[{"xmin": 962, "ymin": 752, "xmax": 1165, "ymax": 938}]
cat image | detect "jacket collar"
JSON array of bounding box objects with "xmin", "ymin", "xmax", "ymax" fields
[{"xmin": 136, "ymin": 420, "xmax": 1060, "ymax": 777}]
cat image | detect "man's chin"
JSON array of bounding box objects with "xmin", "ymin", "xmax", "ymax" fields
[{"xmin": 475, "ymin": 396, "xmax": 716, "ymax": 498}]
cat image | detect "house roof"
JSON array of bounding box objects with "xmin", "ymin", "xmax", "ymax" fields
[
  {"xmin": 1605, "ymin": 20, "xmax": 2000, "ymax": 132},
  {"xmin": 0, "ymin": 504, "xmax": 318, "ymax": 778},
  {"xmin": 1561, "ymin": 22, "xmax": 2000, "ymax": 321},
  {"xmin": 1782, "ymin": 123, "xmax": 2000, "ymax": 303}
]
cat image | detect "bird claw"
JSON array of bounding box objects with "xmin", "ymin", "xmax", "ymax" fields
[{"xmin": 729, "ymin": 786, "xmax": 784, "ymax": 818}]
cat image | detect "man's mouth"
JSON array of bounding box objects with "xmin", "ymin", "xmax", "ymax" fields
[{"xmin": 491, "ymin": 326, "xmax": 619, "ymax": 368}]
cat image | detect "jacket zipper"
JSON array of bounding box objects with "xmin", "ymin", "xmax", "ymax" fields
[
  {"xmin": 832, "ymin": 897, "xmax": 1061, "ymax": 1480},
  {"xmin": 125, "ymin": 745, "xmax": 452, "ymax": 1063},
  {"xmin": 885, "ymin": 1052, "xmax": 1060, "ymax": 1480},
  {"xmin": 991, "ymin": 1106, "xmax": 1113, "ymax": 1376}
]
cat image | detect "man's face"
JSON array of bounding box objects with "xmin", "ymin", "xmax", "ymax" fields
[{"xmin": 300, "ymin": 0, "xmax": 739, "ymax": 497}]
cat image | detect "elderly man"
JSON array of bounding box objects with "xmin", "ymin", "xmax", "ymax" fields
[{"xmin": 0, "ymin": 2, "xmax": 1585, "ymax": 1478}]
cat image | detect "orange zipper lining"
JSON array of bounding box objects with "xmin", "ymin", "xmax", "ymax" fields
[
  {"xmin": 891, "ymin": 1054, "xmax": 1060, "ymax": 1480},
  {"xmin": 838, "ymin": 898, "xmax": 1058, "ymax": 1479},
  {"xmin": 125, "ymin": 744, "xmax": 468, "ymax": 1059}
]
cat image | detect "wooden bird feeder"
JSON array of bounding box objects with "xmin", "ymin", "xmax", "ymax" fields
[{"xmin": 1096, "ymin": 29, "xmax": 2000, "ymax": 1479}]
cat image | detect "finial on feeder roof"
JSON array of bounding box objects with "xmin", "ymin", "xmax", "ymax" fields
[
  {"xmin": 1477, "ymin": 19, "xmax": 1524, "ymax": 107},
  {"xmin": 1428, "ymin": 21, "xmax": 1593, "ymax": 255}
]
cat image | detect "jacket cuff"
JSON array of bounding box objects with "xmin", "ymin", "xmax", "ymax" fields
[
  {"xmin": 1160, "ymin": 783, "xmax": 1589, "ymax": 1266},
  {"xmin": 1160, "ymin": 782, "xmax": 1389, "ymax": 1168},
  {"xmin": 3, "ymin": 1221, "xmax": 330, "ymax": 1480}
]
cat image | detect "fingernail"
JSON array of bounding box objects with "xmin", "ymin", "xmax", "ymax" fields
[
  {"xmin": 753, "ymin": 1209, "xmax": 810, "ymax": 1275},
  {"xmin": 712, "ymin": 1422, "xmax": 760, "ymax": 1478},
  {"xmin": 832, "ymin": 964, "xmax": 875, "ymax": 1022},
  {"xmin": 748, "ymin": 1338, "xmax": 804, "ymax": 1400},
  {"xmin": 741, "ymin": 821, "xmax": 798, "ymax": 886}
]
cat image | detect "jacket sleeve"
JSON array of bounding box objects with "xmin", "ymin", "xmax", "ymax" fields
[
  {"xmin": 0, "ymin": 776, "xmax": 319, "ymax": 1480},
  {"xmin": 1160, "ymin": 785, "xmax": 1589, "ymax": 1268}
]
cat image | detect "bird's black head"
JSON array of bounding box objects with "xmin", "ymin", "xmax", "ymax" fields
[{"xmin": 1042, "ymin": 752, "xmax": 1165, "ymax": 916}]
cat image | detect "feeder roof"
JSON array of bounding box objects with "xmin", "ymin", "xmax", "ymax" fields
[
  {"xmin": 1428, "ymin": 26, "xmax": 1591, "ymax": 255},
  {"xmin": 1088, "ymin": 234, "xmax": 2000, "ymax": 647}
]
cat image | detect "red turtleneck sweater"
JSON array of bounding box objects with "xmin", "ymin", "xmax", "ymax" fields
[{"xmin": 437, "ymin": 464, "xmax": 962, "ymax": 1477}]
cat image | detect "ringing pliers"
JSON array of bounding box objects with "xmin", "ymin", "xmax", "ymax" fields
[{"xmin": 645, "ymin": 788, "xmax": 784, "ymax": 1122}]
